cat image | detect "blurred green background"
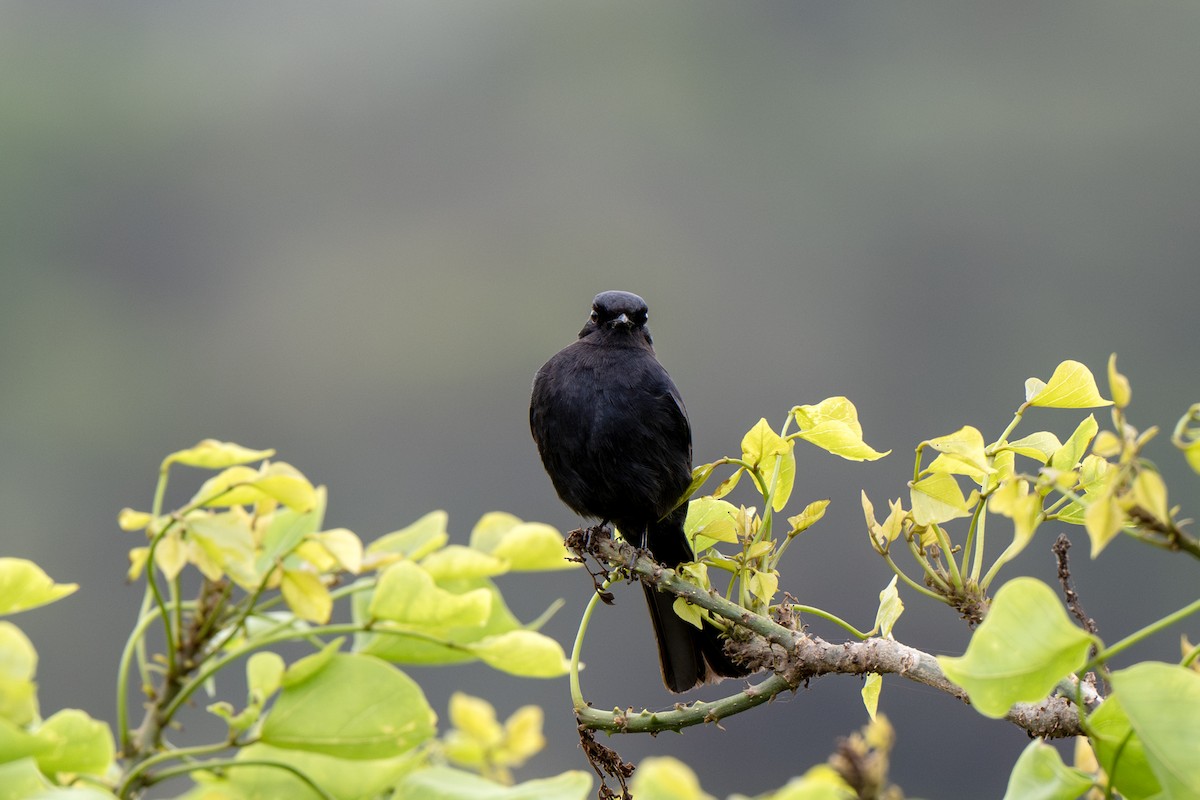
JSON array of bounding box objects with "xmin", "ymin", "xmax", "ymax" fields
[{"xmin": 4, "ymin": 3, "xmax": 1200, "ymax": 797}]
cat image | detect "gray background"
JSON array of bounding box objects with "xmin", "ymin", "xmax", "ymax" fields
[{"xmin": 4, "ymin": 3, "xmax": 1200, "ymax": 797}]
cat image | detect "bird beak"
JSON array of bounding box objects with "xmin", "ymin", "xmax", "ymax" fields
[{"xmin": 612, "ymin": 313, "xmax": 632, "ymax": 328}]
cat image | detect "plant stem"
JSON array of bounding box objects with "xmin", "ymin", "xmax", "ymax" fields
[
  {"xmin": 789, "ymin": 605, "xmax": 871, "ymax": 639},
  {"xmin": 117, "ymin": 740, "xmax": 231, "ymax": 798},
  {"xmin": 570, "ymin": 587, "xmax": 608, "ymax": 710},
  {"xmin": 143, "ymin": 758, "xmax": 336, "ymax": 800},
  {"xmin": 1085, "ymin": 596, "xmax": 1200, "ymax": 672}
]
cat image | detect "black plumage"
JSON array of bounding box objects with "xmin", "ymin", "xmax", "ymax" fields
[{"xmin": 530, "ymin": 290, "xmax": 748, "ymax": 692}]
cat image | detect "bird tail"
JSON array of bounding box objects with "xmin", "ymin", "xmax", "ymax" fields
[{"xmin": 640, "ymin": 510, "xmax": 752, "ymax": 693}]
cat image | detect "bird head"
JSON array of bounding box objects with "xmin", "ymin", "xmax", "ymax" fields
[{"xmin": 579, "ymin": 290, "xmax": 653, "ymax": 345}]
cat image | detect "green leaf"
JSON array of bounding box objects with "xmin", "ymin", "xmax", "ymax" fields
[
  {"xmin": 711, "ymin": 467, "xmax": 744, "ymax": 500},
  {"xmin": 0, "ymin": 758, "xmax": 51, "ymax": 797},
  {"xmin": 1087, "ymin": 695, "xmax": 1161, "ymax": 800},
  {"xmin": 0, "ymin": 622, "xmax": 38, "ymax": 726},
  {"xmin": 1110, "ymin": 662, "xmax": 1200, "ymax": 799},
  {"xmin": 368, "ymin": 511, "xmax": 450, "ymax": 562},
  {"xmin": 0, "ymin": 559, "xmax": 78, "ymax": 616},
  {"xmin": 909, "ymin": 473, "xmax": 971, "ymax": 526},
  {"xmin": 395, "ymin": 766, "xmax": 593, "ymax": 800},
  {"xmin": 629, "ymin": 756, "xmax": 713, "ymax": 800},
  {"xmin": 1026, "ymin": 361, "xmax": 1113, "ymax": 409},
  {"xmin": 1001, "ymin": 739, "xmax": 1094, "ymax": 800},
  {"xmin": 1002, "ymin": 431, "xmax": 1063, "ymax": 463},
  {"xmin": 861, "ymin": 673, "xmax": 882, "ymax": 721},
  {"xmin": 248, "ymin": 652, "xmax": 285, "ymax": 703},
  {"xmin": 369, "ymin": 562, "xmax": 491, "ymax": 628},
  {"xmin": 163, "ymin": 439, "xmax": 274, "ymax": 470},
  {"xmin": 202, "ymin": 742, "xmax": 423, "ymax": 800},
  {"xmin": 353, "ymin": 577, "xmax": 522, "ymax": 665},
  {"xmin": 281, "ymin": 639, "xmax": 343, "ymax": 688},
  {"xmin": 938, "ymin": 577, "xmax": 1094, "ymax": 718},
  {"xmin": 258, "ymin": 486, "xmax": 327, "ymax": 573},
  {"xmin": 33, "ymin": 709, "xmax": 115, "ymax": 777},
  {"xmin": 465, "ymin": 631, "xmax": 570, "ymax": 678},
  {"xmin": 792, "ymin": 397, "xmax": 890, "ymax": 462},
  {"xmin": 1050, "ymin": 415, "xmax": 1099, "ymax": 472},
  {"xmin": 262, "ymin": 653, "xmax": 436, "ymax": 759},
  {"xmin": 685, "ymin": 496, "xmax": 740, "ymax": 550}
]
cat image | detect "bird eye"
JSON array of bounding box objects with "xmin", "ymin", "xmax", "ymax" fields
[{"xmin": 590, "ymin": 310, "xmax": 599, "ymax": 322}]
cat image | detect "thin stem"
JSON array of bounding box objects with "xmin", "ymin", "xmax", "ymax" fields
[
  {"xmin": 881, "ymin": 552, "xmax": 945, "ymax": 602},
  {"xmin": 960, "ymin": 498, "xmax": 985, "ymax": 583},
  {"xmin": 144, "ymin": 758, "xmax": 335, "ymax": 800},
  {"xmin": 789, "ymin": 605, "xmax": 871, "ymax": 639},
  {"xmin": 1085, "ymin": 596, "xmax": 1200, "ymax": 672},
  {"xmin": 1182, "ymin": 642, "xmax": 1200, "ymax": 669},
  {"xmin": 117, "ymin": 740, "xmax": 232, "ymax": 798},
  {"xmin": 116, "ymin": 604, "xmax": 171, "ymax": 755},
  {"xmin": 913, "ymin": 444, "xmax": 925, "ymax": 483},
  {"xmin": 930, "ymin": 524, "xmax": 963, "ymax": 590},
  {"xmin": 988, "ymin": 406, "xmax": 1028, "ymax": 454},
  {"xmin": 905, "ymin": 534, "xmax": 951, "ymax": 592},
  {"xmin": 570, "ymin": 586, "xmax": 609, "ymax": 709},
  {"xmin": 970, "ymin": 498, "xmax": 989, "ymax": 582}
]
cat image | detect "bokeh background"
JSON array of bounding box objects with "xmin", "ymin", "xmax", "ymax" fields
[{"xmin": 5, "ymin": 3, "xmax": 1200, "ymax": 797}]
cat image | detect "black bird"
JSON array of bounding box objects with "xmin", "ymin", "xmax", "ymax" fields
[{"xmin": 530, "ymin": 290, "xmax": 748, "ymax": 692}]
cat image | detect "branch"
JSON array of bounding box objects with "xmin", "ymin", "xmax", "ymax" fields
[{"xmin": 570, "ymin": 528, "xmax": 1091, "ymax": 740}]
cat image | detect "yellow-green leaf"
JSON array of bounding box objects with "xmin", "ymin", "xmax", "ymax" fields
[
  {"xmin": 861, "ymin": 673, "xmax": 882, "ymax": 721},
  {"xmin": 1132, "ymin": 470, "xmax": 1169, "ymax": 525},
  {"xmin": 421, "ymin": 546, "xmax": 509, "ymax": 582},
  {"xmin": 0, "ymin": 559, "xmax": 78, "ymax": 616},
  {"xmin": 910, "ymin": 473, "xmax": 971, "ymax": 526},
  {"xmin": 467, "ymin": 631, "xmax": 569, "ymax": 678},
  {"xmin": 117, "ymin": 508, "xmax": 152, "ymax": 532},
  {"xmin": 1002, "ymin": 432, "xmax": 1063, "ymax": 463},
  {"xmin": 748, "ymin": 570, "xmax": 779, "ymax": 603},
  {"xmin": 369, "ymin": 561, "xmax": 491, "ymax": 628},
  {"xmin": 874, "ymin": 576, "xmax": 903, "ymax": 639},
  {"xmin": 1026, "ymin": 361, "xmax": 1113, "ymax": 409},
  {"xmin": 792, "ymin": 397, "xmax": 890, "ymax": 461},
  {"xmin": 308, "ymin": 528, "xmax": 364, "ymax": 574},
  {"xmin": 1110, "ymin": 662, "xmax": 1200, "ymax": 799},
  {"xmin": 1085, "ymin": 491, "xmax": 1125, "ymax": 558},
  {"xmin": 369, "ymin": 510, "xmax": 450, "ymax": 562},
  {"xmin": 32, "ymin": 709, "xmax": 115, "ymax": 777},
  {"xmin": 1108, "ymin": 353, "xmax": 1131, "ymax": 409},
  {"xmin": 938, "ymin": 578, "xmax": 1094, "ymax": 718},
  {"xmin": 787, "ymin": 499, "xmax": 831, "ymax": 537},
  {"xmin": 186, "ymin": 512, "xmax": 259, "ymax": 588},
  {"xmin": 163, "ymin": 439, "xmax": 275, "ymax": 470},
  {"xmin": 1001, "ymin": 739, "xmax": 1094, "ymax": 800},
  {"xmin": 925, "ymin": 426, "xmax": 989, "ymax": 475},
  {"xmin": 0, "ymin": 622, "xmax": 38, "ymax": 726},
  {"xmin": 741, "ymin": 419, "xmax": 797, "ymax": 510},
  {"xmin": 1051, "ymin": 415, "xmax": 1098, "ymax": 472},
  {"xmin": 247, "ymin": 652, "xmax": 285, "ymax": 703},
  {"xmin": 685, "ymin": 496, "xmax": 740, "ymax": 549},
  {"xmin": 672, "ymin": 596, "xmax": 704, "ymax": 630},
  {"xmin": 629, "ymin": 756, "xmax": 714, "ymax": 800},
  {"xmin": 482, "ymin": 521, "xmax": 577, "ymax": 572},
  {"xmin": 448, "ymin": 692, "xmax": 502, "ymax": 744},
  {"xmin": 280, "ymin": 569, "xmax": 332, "ymax": 624}
]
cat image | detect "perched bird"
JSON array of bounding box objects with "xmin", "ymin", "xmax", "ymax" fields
[{"xmin": 530, "ymin": 290, "xmax": 748, "ymax": 692}]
